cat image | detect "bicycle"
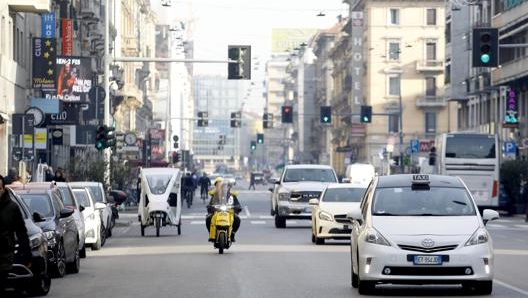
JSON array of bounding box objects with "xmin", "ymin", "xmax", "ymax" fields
[
  {"xmin": 200, "ymin": 187, "xmax": 208, "ymax": 204},
  {"xmin": 184, "ymin": 188, "xmax": 193, "ymax": 208}
]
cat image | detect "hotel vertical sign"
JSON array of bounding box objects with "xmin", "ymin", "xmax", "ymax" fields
[{"xmin": 350, "ymin": 11, "xmax": 364, "ymax": 115}]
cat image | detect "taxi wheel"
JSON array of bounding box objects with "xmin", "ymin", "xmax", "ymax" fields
[
  {"xmin": 311, "ymin": 232, "xmax": 315, "ymax": 243},
  {"xmin": 274, "ymin": 215, "xmax": 286, "ymax": 228},
  {"xmin": 315, "ymin": 236, "xmax": 325, "ymax": 245},
  {"xmin": 358, "ymin": 276, "xmax": 375, "ymax": 295}
]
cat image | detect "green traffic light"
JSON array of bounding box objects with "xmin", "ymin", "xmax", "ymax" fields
[
  {"xmin": 95, "ymin": 141, "xmax": 105, "ymax": 150},
  {"xmin": 480, "ymin": 54, "xmax": 490, "ymax": 64},
  {"xmin": 323, "ymin": 116, "xmax": 329, "ymax": 122}
]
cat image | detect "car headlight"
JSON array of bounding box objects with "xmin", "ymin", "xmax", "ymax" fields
[
  {"xmin": 465, "ymin": 228, "xmax": 490, "ymax": 246},
  {"xmin": 363, "ymin": 227, "xmax": 391, "ymax": 246},
  {"xmin": 278, "ymin": 193, "xmax": 290, "ymax": 201},
  {"xmin": 29, "ymin": 234, "xmax": 43, "ymax": 249},
  {"xmin": 220, "ymin": 205, "xmax": 228, "ymax": 212},
  {"xmin": 43, "ymin": 231, "xmax": 57, "ymax": 246},
  {"xmin": 318, "ymin": 211, "xmax": 333, "ymax": 221}
]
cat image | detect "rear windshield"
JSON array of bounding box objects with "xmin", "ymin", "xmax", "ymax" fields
[
  {"xmin": 371, "ymin": 187, "xmax": 476, "ymax": 216},
  {"xmin": 58, "ymin": 187, "xmax": 75, "ymax": 207},
  {"xmin": 322, "ymin": 187, "xmax": 366, "ymax": 203},
  {"xmin": 20, "ymin": 194, "xmax": 54, "ymax": 218},
  {"xmin": 283, "ymin": 168, "xmax": 337, "ymax": 183},
  {"xmin": 72, "ymin": 189, "xmax": 92, "ymax": 207}
]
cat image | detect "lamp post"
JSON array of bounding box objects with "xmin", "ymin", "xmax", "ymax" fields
[{"xmin": 399, "ymin": 93, "xmax": 404, "ymax": 173}]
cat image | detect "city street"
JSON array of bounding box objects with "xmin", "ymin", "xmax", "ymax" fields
[{"xmin": 12, "ymin": 181, "xmax": 528, "ymax": 298}]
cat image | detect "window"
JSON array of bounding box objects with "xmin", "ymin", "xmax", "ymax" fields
[
  {"xmin": 388, "ymin": 42, "xmax": 400, "ymax": 60},
  {"xmin": 388, "ymin": 75, "xmax": 400, "ymax": 96},
  {"xmin": 426, "ymin": 77, "xmax": 436, "ymax": 97},
  {"xmin": 426, "ymin": 41, "xmax": 437, "ymax": 60},
  {"xmin": 425, "ymin": 112, "xmax": 436, "ymax": 133},
  {"xmin": 389, "ymin": 9, "xmax": 400, "ymax": 25},
  {"xmin": 388, "ymin": 114, "xmax": 400, "ymax": 133},
  {"xmin": 426, "ymin": 8, "xmax": 437, "ymax": 25},
  {"xmin": 445, "ymin": 60, "xmax": 451, "ymax": 84},
  {"xmin": 445, "ymin": 22, "xmax": 451, "ymax": 43}
]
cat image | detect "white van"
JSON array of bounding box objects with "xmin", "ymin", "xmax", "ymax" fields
[{"xmin": 342, "ymin": 163, "xmax": 375, "ymax": 186}]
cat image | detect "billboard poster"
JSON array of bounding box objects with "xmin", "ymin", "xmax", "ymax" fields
[
  {"xmin": 56, "ymin": 56, "xmax": 92, "ymax": 102},
  {"xmin": 61, "ymin": 19, "xmax": 73, "ymax": 56},
  {"xmin": 41, "ymin": 13, "xmax": 55, "ymax": 38},
  {"xmin": 149, "ymin": 128, "xmax": 166, "ymax": 163},
  {"xmin": 32, "ymin": 38, "xmax": 57, "ymax": 90}
]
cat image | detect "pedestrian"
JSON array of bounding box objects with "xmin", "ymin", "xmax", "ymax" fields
[
  {"xmin": 249, "ymin": 173, "xmax": 256, "ymax": 190},
  {"xmin": 0, "ymin": 175, "xmax": 32, "ymax": 295},
  {"xmin": 4, "ymin": 168, "xmax": 17, "ymax": 185},
  {"xmin": 44, "ymin": 167, "xmax": 54, "ymax": 182},
  {"xmin": 54, "ymin": 168, "xmax": 66, "ymax": 182}
]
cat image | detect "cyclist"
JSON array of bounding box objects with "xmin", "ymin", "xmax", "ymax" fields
[
  {"xmin": 199, "ymin": 173, "xmax": 211, "ymax": 202},
  {"xmin": 182, "ymin": 173, "xmax": 195, "ymax": 207}
]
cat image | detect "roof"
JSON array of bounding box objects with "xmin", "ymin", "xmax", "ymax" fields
[
  {"xmin": 284, "ymin": 164, "xmax": 335, "ymax": 170},
  {"xmin": 375, "ymin": 174, "xmax": 465, "ymax": 189}
]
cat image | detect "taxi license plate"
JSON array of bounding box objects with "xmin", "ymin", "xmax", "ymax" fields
[{"xmin": 413, "ymin": 255, "xmax": 442, "ymax": 265}]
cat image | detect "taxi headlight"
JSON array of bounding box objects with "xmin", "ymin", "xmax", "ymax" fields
[
  {"xmin": 278, "ymin": 193, "xmax": 290, "ymax": 201},
  {"xmin": 318, "ymin": 211, "xmax": 333, "ymax": 221},
  {"xmin": 465, "ymin": 228, "xmax": 489, "ymax": 246},
  {"xmin": 43, "ymin": 231, "xmax": 57, "ymax": 246},
  {"xmin": 364, "ymin": 228, "xmax": 391, "ymax": 246}
]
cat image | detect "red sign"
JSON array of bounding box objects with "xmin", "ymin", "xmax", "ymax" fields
[{"xmin": 61, "ymin": 19, "xmax": 73, "ymax": 56}]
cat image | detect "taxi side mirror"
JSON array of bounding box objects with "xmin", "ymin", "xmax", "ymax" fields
[
  {"xmin": 482, "ymin": 209, "xmax": 499, "ymax": 225},
  {"xmin": 309, "ymin": 198, "xmax": 319, "ymax": 205},
  {"xmin": 346, "ymin": 208, "xmax": 363, "ymax": 224}
]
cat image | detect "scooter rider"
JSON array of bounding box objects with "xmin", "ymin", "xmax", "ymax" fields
[{"xmin": 206, "ymin": 177, "xmax": 241, "ymax": 242}]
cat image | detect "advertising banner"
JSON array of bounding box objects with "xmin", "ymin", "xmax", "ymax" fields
[
  {"xmin": 32, "ymin": 38, "xmax": 57, "ymax": 90},
  {"xmin": 41, "ymin": 13, "xmax": 55, "ymax": 38},
  {"xmin": 30, "ymin": 97, "xmax": 60, "ymax": 114},
  {"xmin": 61, "ymin": 19, "xmax": 73, "ymax": 56},
  {"xmin": 56, "ymin": 56, "xmax": 92, "ymax": 102},
  {"xmin": 149, "ymin": 128, "xmax": 166, "ymax": 164}
]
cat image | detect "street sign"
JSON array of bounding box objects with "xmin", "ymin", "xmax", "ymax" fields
[
  {"xmin": 410, "ymin": 139, "xmax": 419, "ymax": 153},
  {"xmin": 504, "ymin": 141, "xmax": 517, "ymax": 154},
  {"xmin": 88, "ymin": 85, "xmax": 106, "ymax": 102}
]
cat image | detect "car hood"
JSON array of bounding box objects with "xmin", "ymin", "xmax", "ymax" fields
[
  {"xmin": 280, "ymin": 182, "xmax": 331, "ymax": 192},
  {"xmin": 319, "ymin": 202, "xmax": 361, "ymax": 214},
  {"xmin": 372, "ymin": 216, "xmax": 480, "ymax": 236},
  {"xmin": 25, "ymin": 219, "xmax": 42, "ymax": 237},
  {"xmin": 37, "ymin": 218, "xmax": 57, "ymax": 232}
]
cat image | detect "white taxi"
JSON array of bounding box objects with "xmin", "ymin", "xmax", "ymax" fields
[
  {"xmin": 309, "ymin": 183, "xmax": 367, "ymax": 245},
  {"xmin": 348, "ymin": 174, "xmax": 499, "ymax": 295}
]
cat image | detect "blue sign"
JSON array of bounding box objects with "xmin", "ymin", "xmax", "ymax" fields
[
  {"xmin": 410, "ymin": 139, "xmax": 419, "ymax": 153},
  {"xmin": 504, "ymin": 141, "xmax": 517, "ymax": 154},
  {"xmin": 41, "ymin": 13, "xmax": 55, "ymax": 38}
]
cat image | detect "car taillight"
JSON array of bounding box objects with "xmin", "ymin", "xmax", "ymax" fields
[{"xmin": 492, "ymin": 180, "xmax": 498, "ymax": 197}]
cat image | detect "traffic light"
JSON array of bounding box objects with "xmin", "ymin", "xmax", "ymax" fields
[
  {"xmin": 230, "ymin": 111, "xmax": 241, "ymax": 128},
  {"xmin": 173, "ymin": 135, "xmax": 179, "ymax": 149},
  {"xmin": 263, "ymin": 113, "xmax": 273, "ymax": 129},
  {"xmin": 95, "ymin": 125, "xmax": 106, "ymax": 151},
  {"xmin": 281, "ymin": 105, "xmax": 293, "ymax": 123},
  {"xmin": 360, "ymin": 105, "xmax": 372, "ymax": 123},
  {"xmin": 197, "ymin": 111, "xmax": 208, "ymax": 127},
  {"xmin": 429, "ymin": 146, "xmax": 437, "ymax": 166},
  {"xmin": 472, "ymin": 28, "xmax": 499, "ymax": 67},
  {"xmin": 257, "ymin": 133, "xmax": 264, "ymax": 144},
  {"xmin": 172, "ymin": 151, "xmax": 180, "ymax": 163},
  {"xmin": 105, "ymin": 125, "xmax": 116, "ymax": 148},
  {"xmin": 320, "ymin": 106, "xmax": 332, "ymax": 124},
  {"xmin": 228, "ymin": 45, "xmax": 251, "ymax": 80},
  {"xmin": 250, "ymin": 140, "xmax": 256, "ymax": 151}
]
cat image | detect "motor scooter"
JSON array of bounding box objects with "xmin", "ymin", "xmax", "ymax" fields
[
  {"xmin": 208, "ymin": 182, "xmax": 236, "ymax": 254},
  {"xmin": 138, "ymin": 167, "xmax": 182, "ymax": 237}
]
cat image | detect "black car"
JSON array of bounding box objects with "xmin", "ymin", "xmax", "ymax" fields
[
  {"xmin": 11, "ymin": 183, "xmax": 80, "ymax": 278},
  {"xmin": 5, "ymin": 186, "xmax": 51, "ymax": 296}
]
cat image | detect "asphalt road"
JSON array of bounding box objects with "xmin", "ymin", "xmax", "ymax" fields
[{"xmin": 8, "ymin": 180, "xmax": 528, "ymax": 298}]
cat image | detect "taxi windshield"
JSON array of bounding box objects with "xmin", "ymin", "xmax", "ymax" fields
[{"xmin": 371, "ymin": 187, "xmax": 476, "ymax": 216}]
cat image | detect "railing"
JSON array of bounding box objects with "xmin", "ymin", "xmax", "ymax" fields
[
  {"xmin": 415, "ymin": 96, "xmax": 446, "ymax": 107},
  {"xmin": 416, "ymin": 60, "xmax": 444, "ymax": 72}
]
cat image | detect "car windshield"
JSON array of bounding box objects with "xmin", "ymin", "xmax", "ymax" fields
[
  {"xmin": 85, "ymin": 186, "xmax": 103, "ymax": 203},
  {"xmin": 371, "ymin": 187, "xmax": 476, "ymax": 216},
  {"xmin": 283, "ymin": 168, "xmax": 337, "ymax": 183},
  {"xmin": 146, "ymin": 174, "xmax": 172, "ymax": 194},
  {"xmin": 322, "ymin": 187, "xmax": 366, "ymax": 203},
  {"xmin": 20, "ymin": 194, "xmax": 55, "ymax": 218},
  {"xmin": 72, "ymin": 189, "xmax": 92, "ymax": 207}
]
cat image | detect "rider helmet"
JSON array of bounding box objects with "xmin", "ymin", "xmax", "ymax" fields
[{"xmin": 214, "ymin": 177, "xmax": 224, "ymax": 186}]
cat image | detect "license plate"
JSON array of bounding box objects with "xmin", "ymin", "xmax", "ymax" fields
[{"xmin": 413, "ymin": 255, "xmax": 442, "ymax": 265}]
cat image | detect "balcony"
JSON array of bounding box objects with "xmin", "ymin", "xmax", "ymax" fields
[
  {"xmin": 80, "ymin": 0, "xmax": 98, "ymax": 19},
  {"xmin": 415, "ymin": 96, "xmax": 447, "ymax": 108},
  {"xmin": 7, "ymin": 0, "xmax": 50, "ymax": 12},
  {"xmin": 415, "ymin": 60, "xmax": 444, "ymax": 73}
]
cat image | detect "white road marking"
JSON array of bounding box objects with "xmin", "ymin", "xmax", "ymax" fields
[
  {"xmin": 494, "ymin": 279, "xmax": 528, "ymax": 297},
  {"xmin": 250, "ymin": 220, "xmax": 266, "ymax": 225},
  {"xmin": 244, "ymin": 205, "xmax": 251, "ymax": 217},
  {"xmin": 190, "ymin": 221, "xmax": 203, "ymax": 225}
]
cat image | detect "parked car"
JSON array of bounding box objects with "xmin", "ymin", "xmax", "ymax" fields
[
  {"xmin": 69, "ymin": 181, "xmax": 114, "ymax": 237},
  {"xmin": 55, "ymin": 181, "xmax": 86, "ymax": 258},
  {"xmin": 11, "ymin": 182, "xmax": 81, "ymax": 278},
  {"xmin": 71, "ymin": 187, "xmax": 105, "ymax": 250},
  {"xmin": 5, "ymin": 186, "xmax": 51, "ymax": 296}
]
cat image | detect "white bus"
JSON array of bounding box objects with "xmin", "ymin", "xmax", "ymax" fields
[{"xmin": 434, "ymin": 132, "xmax": 499, "ymax": 210}]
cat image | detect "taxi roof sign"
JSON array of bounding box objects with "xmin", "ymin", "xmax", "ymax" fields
[{"xmin": 411, "ymin": 174, "xmax": 430, "ymax": 190}]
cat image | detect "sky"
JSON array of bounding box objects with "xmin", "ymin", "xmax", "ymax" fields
[{"xmin": 151, "ymin": 0, "xmax": 349, "ymax": 113}]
